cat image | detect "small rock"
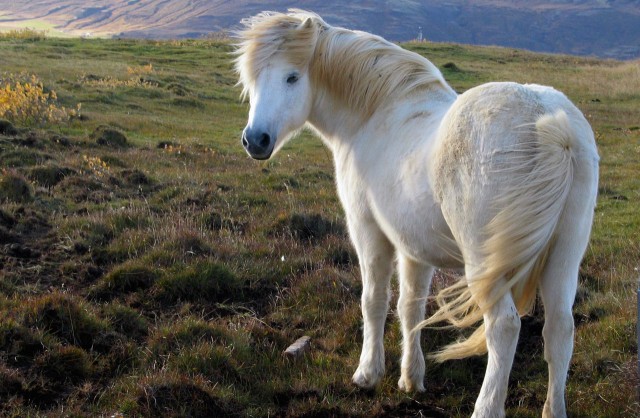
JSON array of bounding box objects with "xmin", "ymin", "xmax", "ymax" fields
[{"xmin": 284, "ymin": 336, "xmax": 311, "ymax": 359}]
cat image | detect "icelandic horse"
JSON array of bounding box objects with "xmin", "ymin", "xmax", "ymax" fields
[{"xmin": 235, "ymin": 10, "xmax": 599, "ymax": 418}]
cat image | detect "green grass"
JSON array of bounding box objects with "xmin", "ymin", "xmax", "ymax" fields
[{"xmin": 0, "ymin": 34, "xmax": 638, "ymax": 417}]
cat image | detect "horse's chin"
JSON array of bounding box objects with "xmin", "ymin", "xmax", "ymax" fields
[
  {"xmin": 247, "ymin": 148, "xmax": 273, "ymax": 160},
  {"xmin": 250, "ymin": 153, "xmax": 272, "ymax": 161}
]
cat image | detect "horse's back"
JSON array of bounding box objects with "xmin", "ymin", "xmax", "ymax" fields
[{"xmin": 430, "ymin": 81, "xmax": 598, "ymax": 245}]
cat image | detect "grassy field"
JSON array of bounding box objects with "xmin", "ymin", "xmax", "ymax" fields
[{"xmin": 0, "ymin": 33, "xmax": 638, "ymax": 417}]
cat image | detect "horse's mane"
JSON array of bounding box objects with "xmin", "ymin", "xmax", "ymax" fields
[{"xmin": 235, "ymin": 10, "xmax": 451, "ymax": 120}]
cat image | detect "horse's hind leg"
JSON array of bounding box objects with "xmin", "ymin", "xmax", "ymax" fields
[
  {"xmin": 471, "ymin": 268, "xmax": 520, "ymax": 418},
  {"xmin": 397, "ymin": 255, "xmax": 433, "ymax": 392},
  {"xmin": 350, "ymin": 219, "xmax": 395, "ymax": 389},
  {"xmin": 538, "ymin": 247, "xmax": 578, "ymax": 418},
  {"xmin": 539, "ymin": 211, "xmax": 594, "ymax": 416}
]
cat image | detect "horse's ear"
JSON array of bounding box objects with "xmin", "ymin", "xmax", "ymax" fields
[{"xmin": 299, "ymin": 17, "xmax": 314, "ymax": 30}]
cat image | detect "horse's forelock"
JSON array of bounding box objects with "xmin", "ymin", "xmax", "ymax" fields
[{"xmin": 234, "ymin": 10, "xmax": 323, "ymax": 97}]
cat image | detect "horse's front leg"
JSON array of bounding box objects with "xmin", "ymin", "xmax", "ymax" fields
[
  {"xmin": 397, "ymin": 255, "xmax": 433, "ymax": 392},
  {"xmin": 350, "ymin": 218, "xmax": 395, "ymax": 389}
]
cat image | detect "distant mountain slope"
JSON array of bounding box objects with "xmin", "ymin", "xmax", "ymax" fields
[{"xmin": 0, "ymin": 0, "xmax": 638, "ymax": 59}]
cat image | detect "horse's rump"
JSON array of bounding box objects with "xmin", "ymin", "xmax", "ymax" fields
[{"xmin": 424, "ymin": 83, "xmax": 589, "ymax": 361}]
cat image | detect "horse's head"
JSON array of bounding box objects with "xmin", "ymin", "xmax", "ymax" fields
[{"xmin": 235, "ymin": 11, "xmax": 321, "ymax": 160}]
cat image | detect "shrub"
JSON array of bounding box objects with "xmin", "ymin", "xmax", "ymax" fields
[
  {"xmin": 0, "ymin": 118, "xmax": 18, "ymax": 135},
  {"xmin": 120, "ymin": 169, "xmax": 151, "ymax": 186},
  {"xmin": 91, "ymin": 125, "xmax": 128, "ymax": 147},
  {"xmin": 82, "ymin": 154, "xmax": 112, "ymax": 178},
  {"xmin": 0, "ymin": 28, "xmax": 46, "ymax": 41},
  {"xmin": 127, "ymin": 63, "xmax": 154, "ymax": 76},
  {"xmin": 78, "ymin": 73, "xmax": 157, "ymax": 89},
  {"xmin": 28, "ymin": 165, "xmax": 76, "ymax": 187},
  {"xmin": 442, "ymin": 62, "xmax": 461, "ymax": 72},
  {"xmin": 0, "ymin": 73, "xmax": 80, "ymax": 126},
  {"xmin": 0, "ymin": 170, "xmax": 32, "ymax": 203}
]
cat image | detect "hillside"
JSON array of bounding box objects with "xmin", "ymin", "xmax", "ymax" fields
[
  {"xmin": 0, "ymin": 0, "xmax": 639, "ymax": 59},
  {"xmin": 1, "ymin": 33, "xmax": 639, "ymax": 416}
]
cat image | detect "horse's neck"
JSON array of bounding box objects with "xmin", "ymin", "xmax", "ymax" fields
[
  {"xmin": 307, "ymin": 93, "xmax": 361, "ymax": 143},
  {"xmin": 308, "ymin": 85, "xmax": 456, "ymax": 153}
]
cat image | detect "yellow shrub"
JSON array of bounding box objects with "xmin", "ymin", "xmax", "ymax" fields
[
  {"xmin": 82, "ymin": 155, "xmax": 111, "ymax": 178},
  {"xmin": 0, "ymin": 73, "xmax": 80, "ymax": 126},
  {"xmin": 0, "ymin": 28, "xmax": 46, "ymax": 41},
  {"xmin": 127, "ymin": 64, "xmax": 154, "ymax": 76},
  {"xmin": 79, "ymin": 73, "xmax": 155, "ymax": 89}
]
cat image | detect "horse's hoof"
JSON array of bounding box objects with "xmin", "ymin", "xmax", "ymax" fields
[
  {"xmin": 398, "ymin": 376, "xmax": 425, "ymax": 393},
  {"xmin": 352, "ymin": 368, "xmax": 381, "ymax": 389}
]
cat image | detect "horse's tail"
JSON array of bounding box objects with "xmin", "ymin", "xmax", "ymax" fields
[{"xmin": 424, "ymin": 110, "xmax": 577, "ymax": 362}]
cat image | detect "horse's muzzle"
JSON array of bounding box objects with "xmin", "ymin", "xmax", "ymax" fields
[{"xmin": 242, "ymin": 128, "xmax": 273, "ymax": 160}]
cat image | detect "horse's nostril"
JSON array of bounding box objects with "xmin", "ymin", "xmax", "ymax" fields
[{"xmin": 258, "ymin": 133, "xmax": 271, "ymax": 148}]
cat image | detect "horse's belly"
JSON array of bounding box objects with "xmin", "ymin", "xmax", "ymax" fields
[{"xmin": 372, "ymin": 203, "xmax": 462, "ymax": 268}]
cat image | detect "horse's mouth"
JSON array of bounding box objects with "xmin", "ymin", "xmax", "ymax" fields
[
  {"xmin": 244, "ymin": 145, "xmax": 273, "ymax": 160},
  {"xmin": 249, "ymin": 151, "xmax": 272, "ymax": 160}
]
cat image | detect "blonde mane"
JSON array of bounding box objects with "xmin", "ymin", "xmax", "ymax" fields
[{"xmin": 235, "ymin": 9, "xmax": 450, "ymax": 119}]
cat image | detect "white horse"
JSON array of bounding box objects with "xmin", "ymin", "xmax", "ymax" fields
[{"xmin": 235, "ymin": 10, "xmax": 599, "ymax": 418}]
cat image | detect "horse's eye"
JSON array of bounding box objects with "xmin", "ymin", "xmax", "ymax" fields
[{"xmin": 286, "ymin": 73, "xmax": 299, "ymax": 84}]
